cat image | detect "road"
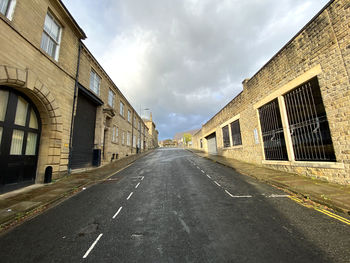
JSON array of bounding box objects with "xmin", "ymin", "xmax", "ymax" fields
[{"xmin": 0, "ymin": 148, "xmax": 350, "ymax": 262}]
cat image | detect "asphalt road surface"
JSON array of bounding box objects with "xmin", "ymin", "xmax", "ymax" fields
[{"xmin": 1, "ymin": 148, "xmax": 350, "ymax": 262}]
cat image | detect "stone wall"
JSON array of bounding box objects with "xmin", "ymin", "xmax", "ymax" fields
[{"xmin": 193, "ymin": 0, "xmax": 350, "ymax": 184}]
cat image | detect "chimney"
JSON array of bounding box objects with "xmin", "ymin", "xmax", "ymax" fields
[
  {"xmin": 150, "ymin": 112, "xmax": 153, "ymax": 122},
  {"xmin": 242, "ymin": 78, "xmax": 250, "ymax": 90}
]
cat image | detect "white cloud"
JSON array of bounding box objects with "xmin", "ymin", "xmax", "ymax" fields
[{"xmin": 63, "ymin": 0, "xmax": 329, "ymax": 140}]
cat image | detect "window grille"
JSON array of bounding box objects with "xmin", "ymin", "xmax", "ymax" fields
[
  {"xmin": 230, "ymin": 119, "xmax": 242, "ymax": 146},
  {"xmin": 222, "ymin": 125, "xmax": 230, "ymax": 148},
  {"xmin": 284, "ymin": 77, "xmax": 335, "ymax": 161},
  {"xmin": 259, "ymin": 99, "xmax": 288, "ymax": 160}
]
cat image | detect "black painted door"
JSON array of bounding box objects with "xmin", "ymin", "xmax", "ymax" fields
[
  {"xmin": 0, "ymin": 87, "xmax": 41, "ymax": 189},
  {"xmin": 70, "ymin": 91, "xmax": 97, "ymax": 169}
]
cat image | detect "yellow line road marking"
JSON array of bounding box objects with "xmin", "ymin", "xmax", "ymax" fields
[{"xmin": 288, "ymin": 196, "xmax": 350, "ymax": 226}]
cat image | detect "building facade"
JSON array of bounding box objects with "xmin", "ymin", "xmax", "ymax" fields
[
  {"xmin": 143, "ymin": 113, "xmax": 159, "ymax": 149},
  {"xmin": 0, "ymin": 0, "xmax": 152, "ymax": 193},
  {"xmin": 192, "ymin": 0, "xmax": 350, "ymax": 184}
]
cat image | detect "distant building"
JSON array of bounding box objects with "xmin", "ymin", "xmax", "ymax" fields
[
  {"xmin": 143, "ymin": 112, "xmax": 159, "ymax": 149},
  {"xmin": 174, "ymin": 129, "xmax": 200, "ymax": 147},
  {"xmin": 192, "ymin": 0, "xmax": 350, "ymax": 185},
  {"xmin": 159, "ymin": 139, "xmax": 178, "ymax": 148}
]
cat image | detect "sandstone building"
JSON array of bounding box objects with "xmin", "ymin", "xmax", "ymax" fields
[
  {"xmin": 0, "ymin": 0, "xmax": 152, "ymax": 193},
  {"xmin": 143, "ymin": 113, "xmax": 159, "ymax": 149},
  {"xmin": 192, "ymin": 0, "xmax": 350, "ymax": 184}
]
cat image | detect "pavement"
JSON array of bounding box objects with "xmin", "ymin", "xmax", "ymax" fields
[
  {"xmin": 0, "ymin": 148, "xmax": 349, "ymax": 262},
  {"xmin": 188, "ymin": 148, "xmax": 350, "ymax": 216},
  {"xmin": 0, "ymin": 150, "xmax": 153, "ymax": 233}
]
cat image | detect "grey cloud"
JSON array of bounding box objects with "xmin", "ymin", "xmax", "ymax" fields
[{"xmin": 63, "ymin": 0, "xmax": 329, "ymax": 140}]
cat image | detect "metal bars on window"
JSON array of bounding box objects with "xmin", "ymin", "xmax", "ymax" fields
[
  {"xmin": 222, "ymin": 125, "xmax": 230, "ymax": 148},
  {"xmin": 284, "ymin": 78, "xmax": 335, "ymax": 161},
  {"xmin": 259, "ymin": 99, "xmax": 288, "ymax": 160},
  {"xmin": 230, "ymin": 119, "xmax": 242, "ymax": 146}
]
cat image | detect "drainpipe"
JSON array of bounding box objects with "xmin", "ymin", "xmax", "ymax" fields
[
  {"xmin": 68, "ymin": 41, "xmax": 82, "ymax": 174},
  {"xmin": 131, "ymin": 109, "xmax": 134, "ymax": 154}
]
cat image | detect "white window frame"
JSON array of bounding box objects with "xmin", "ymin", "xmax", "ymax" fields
[
  {"xmin": 127, "ymin": 110, "xmax": 131, "ymax": 122},
  {"xmin": 89, "ymin": 69, "xmax": 101, "ymax": 95},
  {"xmin": 122, "ymin": 131, "xmax": 125, "ymax": 145},
  {"xmin": 41, "ymin": 12, "xmax": 62, "ymax": 61},
  {"xmin": 108, "ymin": 89, "xmax": 115, "ymax": 108},
  {"xmin": 120, "ymin": 101, "xmax": 124, "ymax": 117},
  {"xmin": 0, "ymin": 0, "xmax": 16, "ymax": 20},
  {"xmin": 127, "ymin": 131, "xmax": 131, "ymax": 146}
]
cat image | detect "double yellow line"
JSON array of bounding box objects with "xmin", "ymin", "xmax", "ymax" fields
[{"xmin": 288, "ymin": 196, "xmax": 350, "ymax": 226}]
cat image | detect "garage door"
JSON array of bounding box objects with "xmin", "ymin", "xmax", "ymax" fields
[
  {"xmin": 70, "ymin": 91, "xmax": 97, "ymax": 169},
  {"xmin": 206, "ymin": 133, "xmax": 217, "ymax": 155}
]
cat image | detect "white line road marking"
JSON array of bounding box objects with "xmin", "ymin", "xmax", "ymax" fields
[
  {"xmin": 231, "ymin": 195, "xmax": 253, "ymax": 198},
  {"xmin": 141, "ymin": 176, "xmax": 144, "ymax": 180},
  {"xmin": 206, "ymin": 174, "xmax": 211, "ymax": 179},
  {"xmin": 214, "ymin": 181, "xmax": 221, "ymax": 187},
  {"xmin": 127, "ymin": 192, "xmax": 133, "ymax": 200},
  {"xmin": 135, "ymin": 182, "xmax": 140, "ymax": 189},
  {"xmin": 225, "ymin": 190, "xmax": 234, "ymax": 197},
  {"xmin": 112, "ymin": 207, "xmax": 123, "ymax": 219},
  {"xmin": 201, "ymin": 170, "xmax": 205, "ymax": 173},
  {"xmin": 267, "ymin": 194, "xmax": 290, "ymax": 198},
  {"xmin": 83, "ymin": 233, "xmax": 103, "ymax": 258},
  {"xmin": 196, "ymin": 166, "xmax": 200, "ymax": 169}
]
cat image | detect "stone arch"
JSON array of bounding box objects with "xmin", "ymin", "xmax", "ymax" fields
[{"xmin": 0, "ymin": 65, "xmax": 63, "ymax": 182}]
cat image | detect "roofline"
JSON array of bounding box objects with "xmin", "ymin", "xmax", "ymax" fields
[{"xmin": 58, "ymin": 0, "xmax": 87, "ymax": 39}]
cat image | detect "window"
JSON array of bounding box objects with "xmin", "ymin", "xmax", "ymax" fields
[
  {"xmin": 284, "ymin": 77, "xmax": 335, "ymax": 161},
  {"xmin": 0, "ymin": 0, "xmax": 16, "ymax": 20},
  {"xmin": 122, "ymin": 131, "xmax": 125, "ymax": 145},
  {"xmin": 89, "ymin": 70, "xmax": 101, "ymax": 95},
  {"xmin": 134, "ymin": 116, "xmax": 136, "ymax": 126},
  {"xmin": 127, "ymin": 110, "xmax": 131, "ymax": 122},
  {"xmin": 138, "ymin": 121, "xmax": 141, "ymax": 131},
  {"xmin": 111, "ymin": 126, "xmax": 118, "ymax": 143},
  {"xmin": 41, "ymin": 12, "xmax": 61, "ymax": 60},
  {"xmin": 259, "ymin": 99, "xmax": 288, "ymax": 161},
  {"xmin": 137, "ymin": 137, "xmax": 140, "ymax": 148},
  {"xmin": 133, "ymin": 135, "xmax": 136, "ymax": 147},
  {"xmin": 222, "ymin": 125, "xmax": 230, "ymax": 148},
  {"xmin": 119, "ymin": 101, "xmax": 125, "ymax": 117},
  {"xmin": 230, "ymin": 119, "xmax": 242, "ymax": 146},
  {"xmin": 108, "ymin": 89, "xmax": 115, "ymax": 108},
  {"xmin": 127, "ymin": 131, "xmax": 131, "ymax": 146}
]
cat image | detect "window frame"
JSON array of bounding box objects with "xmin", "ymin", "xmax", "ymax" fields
[
  {"xmin": 253, "ymin": 66, "xmax": 342, "ymax": 169},
  {"xmin": 120, "ymin": 101, "xmax": 125, "ymax": 117},
  {"xmin": 108, "ymin": 89, "xmax": 115, "ymax": 108},
  {"xmin": 89, "ymin": 69, "xmax": 101, "ymax": 95},
  {"xmin": 0, "ymin": 0, "xmax": 16, "ymax": 21},
  {"xmin": 40, "ymin": 11, "xmax": 62, "ymax": 61},
  {"xmin": 127, "ymin": 110, "xmax": 131, "ymax": 122}
]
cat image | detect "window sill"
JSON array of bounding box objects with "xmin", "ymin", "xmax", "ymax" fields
[
  {"xmin": 111, "ymin": 141, "xmax": 119, "ymax": 145},
  {"xmin": 262, "ymin": 160, "xmax": 344, "ymax": 169},
  {"xmin": 223, "ymin": 145, "xmax": 243, "ymax": 150}
]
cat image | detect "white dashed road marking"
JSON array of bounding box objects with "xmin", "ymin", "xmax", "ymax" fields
[
  {"xmin": 127, "ymin": 192, "xmax": 133, "ymax": 200},
  {"xmin": 112, "ymin": 207, "xmax": 123, "ymax": 219},
  {"xmin": 206, "ymin": 174, "xmax": 211, "ymax": 179},
  {"xmin": 83, "ymin": 233, "xmax": 103, "ymax": 259},
  {"xmin": 201, "ymin": 170, "xmax": 205, "ymax": 174},
  {"xmin": 214, "ymin": 181, "xmax": 221, "ymax": 187},
  {"xmin": 135, "ymin": 182, "xmax": 140, "ymax": 189}
]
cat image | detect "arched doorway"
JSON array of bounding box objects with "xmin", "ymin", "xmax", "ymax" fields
[{"xmin": 0, "ymin": 87, "xmax": 41, "ymax": 192}]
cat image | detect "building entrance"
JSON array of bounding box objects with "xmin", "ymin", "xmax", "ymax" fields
[{"xmin": 0, "ymin": 87, "xmax": 41, "ymax": 193}]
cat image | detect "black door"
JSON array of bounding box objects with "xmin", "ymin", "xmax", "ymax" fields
[
  {"xmin": 0, "ymin": 87, "xmax": 41, "ymax": 192},
  {"xmin": 70, "ymin": 91, "xmax": 97, "ymax": 169}
]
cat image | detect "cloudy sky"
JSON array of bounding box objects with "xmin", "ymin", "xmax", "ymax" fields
[{"xmin": 62, "ymin": 0, "xmax": 329, "ymax": 140}]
